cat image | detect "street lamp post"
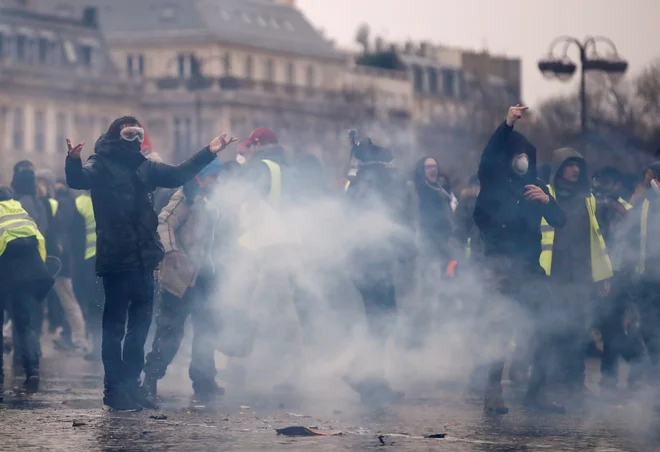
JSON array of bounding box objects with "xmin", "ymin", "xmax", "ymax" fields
[{"xmin": 538, "ymin": 36, "xmax": 628, "ymax": 136}]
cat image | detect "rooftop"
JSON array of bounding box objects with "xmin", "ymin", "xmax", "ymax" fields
[{"xmin": 57, "ymin": 0, "xmax": 342, "ymax": 61}]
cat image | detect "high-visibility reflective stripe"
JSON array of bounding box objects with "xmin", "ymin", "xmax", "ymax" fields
[
  {"xmin": 540, "ymin": 185, "xmax": 612, "ymax": 281},
  {"xmin": 618, "ymin": 197, "xmax": 633, "ymax": 211},
  {"xmin": 344, "ymin": 180, "xmax": 351, "ymax": 192},
  {"xmin": 639, "ymin": 198, "xmax": 650, "ymax": 274},
  {"xmin": 466, "ymin": 237, "xmax": 471, "ymax": 259},
  {"xmin": 0, "ymin": 219, "xmax": 37, "ymax": 234},
  {"xmin": 0, "ymin": 213, "xmax": 29, "ymax": 224},
  {"xmin": 262, "ymin": 159, "xmax": 282, "ymax": 207}
]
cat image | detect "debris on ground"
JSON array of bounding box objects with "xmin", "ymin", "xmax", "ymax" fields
[
  {"xmin": 286, "ymin": 413, "xmax": 310, "ymax": 418},
  {"xmin": 72, "ymin": 421, "xmax": 87, "ymax": 427},
  {"xmin": 425, "ymin": 433, "xmax": 446, "ymax": 439},
  {"xmin": 239, "ymin": 406, "xmax": 250, "ymax": 410},
  {"xmin": 62, "ymin": 401, "xmax": 69, "ymax": 405},
  {"xmin": 275, "ymin": 426, "xmax": 343, "ymax": 437},
  {"xmin": 149, "ymin": 415, "xmax": 168, "ymax": 420}
]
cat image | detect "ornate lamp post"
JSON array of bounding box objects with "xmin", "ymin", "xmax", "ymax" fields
[{"xmin": 538, "ymin": 36, "xmax": 628, "ymax": 136}]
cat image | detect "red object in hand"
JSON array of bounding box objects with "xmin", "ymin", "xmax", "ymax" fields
[{"xmin": 446, "ymin": 260, "xmax": 458, "ymax": 278}]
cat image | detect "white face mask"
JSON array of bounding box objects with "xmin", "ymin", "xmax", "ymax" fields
[
  {"xmin": 236, "ymin": 154, "xmax": 247, "ymax": 166},
  {"xmin": 513, "ymin": 154, "xmax": 529, "ymax": 175},
  {"xmin": 120, "ymin": 126, "xmax": 145, "ymax": 143},
  {"xmin": 651, "ymin": 179, "xmax": 660, "ymax": 193}
]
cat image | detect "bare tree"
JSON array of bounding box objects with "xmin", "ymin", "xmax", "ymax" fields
[{"xmin": 355, "ymin": 24, "xmax": 370, "ymax": 54}]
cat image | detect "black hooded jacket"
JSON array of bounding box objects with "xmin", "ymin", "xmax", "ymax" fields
[
  {"xmin": 413, "ymin": 156, "xmax": 454, "ymax": 256},
  {"xmin": 474, "ymin": 121, "xmax": 566, "ymax": 270},
  {"xmin": 65, "ymin": 134, "xmax": 216, "ymax": 275}
]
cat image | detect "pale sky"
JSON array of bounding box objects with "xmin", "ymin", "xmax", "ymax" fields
[{"xmin": 296, "ymin": 0, "xmax": 660, "ymax": 106}]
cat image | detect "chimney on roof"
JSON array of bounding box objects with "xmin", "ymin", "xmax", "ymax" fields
[{"xmin": 82, "ymin": 6, "xmax": 98, "ymax": 28}]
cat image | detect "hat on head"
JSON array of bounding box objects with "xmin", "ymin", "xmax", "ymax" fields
[{"xmin": 241, "ymin": 127, "xmax": 278, "ymax": 148}]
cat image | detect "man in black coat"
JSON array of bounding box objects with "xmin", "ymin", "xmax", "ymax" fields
[
  {"xmin": 65, "ymin": 116, "xmax": 236, "ymax": 412},
  {"xmin": 474, "ymin": 105, "xmax": 567, "ymax": 414}
]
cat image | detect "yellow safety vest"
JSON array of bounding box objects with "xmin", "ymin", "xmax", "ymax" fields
[
  {"xmin": 639, "ymin": 198, "xmax": 650, "ymax": 274},
  {"xmin": 261, "ymin": 159, "xmax": 282, "ymax": 207},
  {"xmin": 75, "ymin": 195, "xmax": 97, "ymax": 260},
  {"xmin": 618, "ymin": 197, "xmax": 633, "ymax": 211},
  {"xmin": 49, "ymin": 198, "xmax": 59, "ymax": 216},
  {"xmin": 540, "ymin": 185, "xmax": 613, "ymax": 282},
  {"xmin": 0, "ymin": 200, "xmax": 46, "ymax": 262},
  {"xmin": 344, "ymin": 180, "xmax": 351, "ymax": 192},
  {"xmin": 237, "ymin": 159, "xmax": 283, "ymax": 251}
]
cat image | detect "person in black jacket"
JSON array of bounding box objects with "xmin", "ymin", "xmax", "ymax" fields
[
  {"xmin": 474, "ymin": 105, "xmax": 567, "ymax": 414},
  {"xmin": 65, "ymin": 116, "xmax": 236, "ymax": 412}
]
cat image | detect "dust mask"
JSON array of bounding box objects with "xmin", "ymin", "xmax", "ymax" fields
[
  {"xmin": 651, "ymin": 179, "xmax": 660, "ymax": 193},
  {"xmin": 513, "ymin": 154, "xmax": 529, "ymax": 175},
  {"xmin": 236, "ymin": 154, "xmax": 247, "ymax": 166}
]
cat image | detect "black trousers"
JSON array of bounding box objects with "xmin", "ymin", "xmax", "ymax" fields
[
  {"xmin": 354, "ymin": 262, "xmax": 397, "ymax": 342},
  {"xmin": 5, "ymin": 287, "xmax": 43, "ymax": 379},
  {"xmin": 101, "ymin": 269, "xmax": 155, "ymax": 390},
  {"xmin": 144, "ymin": 277, "xmax": 216, "ymax": 389},
  {"xmin": 635, "ymin": 280, "xmax": 660, "ymax": 380}
]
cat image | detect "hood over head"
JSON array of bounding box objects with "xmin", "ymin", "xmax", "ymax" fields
[
  {"xmin": 414, "ymin": 156, "xmax": 439, "ymax": 189},
  {"xmin": 94, "ymin": 133, "xmax": 146, "ymax": 170},
  {"xmin": 550, "ymin": 147, "xmax": 589, "ymax": 193},
  {"xmin": 482, "ymin": 130, "xmax": 537, "ymax": 185},
  {"xmin": 0, "ymin": 186, "xmax": 14, "ymax": 202},
  {"xmin": 11, "ymin": 165, "xmax": 36, "ymax": 196}
]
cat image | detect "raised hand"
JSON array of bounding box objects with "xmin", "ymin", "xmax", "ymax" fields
[
  {"xmin": 209, "ymin": 134, "xmax": 239, "ymax": 154},
  {"xmin": 66, "ymin": 138, "xmax": 85, "ymax": 159},
  {"xmin": 506, "ymin": 104, "xmax": 529, "ymax": 127}
]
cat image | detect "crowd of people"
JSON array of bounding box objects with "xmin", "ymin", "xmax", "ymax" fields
[{"xmin": 0, "ymin": 107, "xmax": 659, "ymax": 416}]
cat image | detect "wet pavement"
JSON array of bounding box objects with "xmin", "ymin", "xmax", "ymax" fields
[{"xmin": 2, "ymin": 352, "xmax": 660, "ymax": 452}]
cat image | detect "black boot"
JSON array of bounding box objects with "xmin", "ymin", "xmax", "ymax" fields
[
  {"xmin": 484, "ymin": 384, "xmax": 509, "ymax": 414},
  {"xmin": 139, "ymin": 375, "xmax": 158, "ymax": 406},
  {"xmin": 24, "ymin": 375, "xmax": 39, "ymax": 395},
  {"xmin": 103, "ymin": 383, "xmax": 142, "ymax": 412},
  {"xmin": 129, "ymin": 379, "xmax": 158, "ymax": 410},
  {"xmin": 192, "ymin": 379, "xmax": 225, "ymax": 401}
]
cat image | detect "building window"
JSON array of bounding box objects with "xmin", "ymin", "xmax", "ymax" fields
[
  {"xmin": 80, "ymin": 45, "xmax": 93, "ymax": 67},
  {"xmin": 37, "ymin": 38, "xmax": 51, "ymax": 64},
  {"xmin": 138, "ymin": 54, "xmax": 145, "ymax": 75},
  {"xmin": 13, "ymin": 108, "xmax": 24, "ymax": 150},
  {"xmin": 443, "ymin": 70, "xmax": 456, "ymax": 97},
  {"xmin": 173, "ymin": 117, "xmax": 192, "ymax": 158},
  {"xmin": 34, "ymin": 110, "xmax": 45, "ymax": 153},
  {"xmin": 223, "ymin": 52, "xmax": 232, "ymax": 76},
  {"xmin": 177, "ymin": 53, "xmax": 186, "ymax": 77},
  {"xmin": 245, "ymin": 56, "xmax": 253, "ymax": 79},
  {"xmin": 56, "ymin": 113, "xmax": 66, "ymax": 152},
  {"xmin": 16, "ymin": 35, "xmax": 27, "ymax": 61},
  {"xmin": 127, "ymin": 54, "xmax": 134, "ymax": 75},
  {"xmin": 286, "ymin": 62, "xmax": 295, "ymax": 85},
  {"xmin": 412, "ymin": 65, "xmax": 424, "ymax": 92},
  {"xmin": 265, "ymin": 59, "xmax": 274, "ymax": 82},
  {"xmin": 305, "ymin": 65, "xmax": 314, "ymax": 87},
  {"xmin": 427, "ymin": 68, "xmax": 438, "ymax": 94}
]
